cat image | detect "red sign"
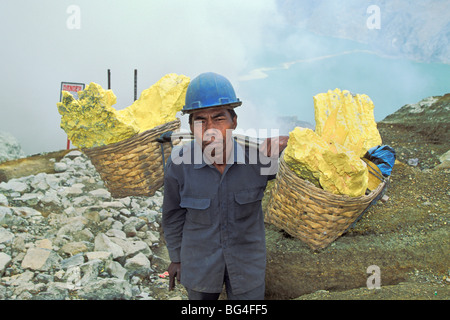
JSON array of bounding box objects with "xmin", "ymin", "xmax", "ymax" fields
[
  {"xmin": 60, "ymin": 82, "xmax": 85, "ymax": 100},
  {"xmin": 60, "ymin": 82, "xmax": 85, "ymax": 149}
]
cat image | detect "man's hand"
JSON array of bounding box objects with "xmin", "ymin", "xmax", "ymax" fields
[
  {"xmin": 260, "ymin": 136, "xmax": 289, "ymax": 157},
  {"xmin": 168, "ymin": 262, "xmax": 181, "ymax": 291}
]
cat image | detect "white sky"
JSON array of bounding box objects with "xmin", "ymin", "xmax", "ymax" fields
[{"xmin": 0, "ymin": 0, "xmax": 284, "ymax": 154}]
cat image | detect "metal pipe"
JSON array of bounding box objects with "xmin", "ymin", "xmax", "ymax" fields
[{"xmin": 134, "ymin": 69, "xmax": 137, "ymax": 101}]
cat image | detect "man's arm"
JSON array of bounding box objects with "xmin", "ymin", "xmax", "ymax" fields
[
  {"xmin": 162, "ymin": 162, "xmax": 185, "ymax": 263},
  {"xmin": 259, "ymin": 136, "xmax": 289, "ymax": 157},
  {"xmin": 162, "ymin": 161, "xmax": 186, "ymax": 290}
]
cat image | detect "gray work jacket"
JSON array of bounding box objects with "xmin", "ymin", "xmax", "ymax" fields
[{"xmin": 162, "ymin": 139, "xmax": 276, "ymax": 295}]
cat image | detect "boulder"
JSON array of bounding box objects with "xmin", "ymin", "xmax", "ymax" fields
[{"xmin": 0, "ymin": 131, "xmax": 25, "ymax": 163}]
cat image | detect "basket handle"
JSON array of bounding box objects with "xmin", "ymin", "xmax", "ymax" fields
[
  {"xmin": 157, "ymin": 131, "xmax": 174, "ymax": 145},
  {"xmin": 157, "ymin": 131, "xmax": 174, "ymax": 173}
]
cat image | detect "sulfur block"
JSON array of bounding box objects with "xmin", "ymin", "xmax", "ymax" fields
[
  {"xmin": 284, "ymin": 127, "xmax": 368, "ymax": 197},
  {"xmin": 57, "ymin": 83, "xmax": 139, "ymax": 149},
  {"xmin": 57, "ymin": 73, "xmax": 190, "ymax": 149},
  {"xmin": 314, "ymin": 88, "xmax": 382, "ymax": 157},
  {"xmin": 283, "ymin": 127, "xmax": 329, "ymax": 188},
  {"xmin": 117, "ymin": 73, "xmax": 190, "ymax": 133}
]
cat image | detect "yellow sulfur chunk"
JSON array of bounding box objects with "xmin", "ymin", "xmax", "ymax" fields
[
  {"xmin": 284, "ymin": 127, "xmax": 369, "ymax": 197},
  {"xmin": 57, "ymin": 73, "xmax": 190, "ymax": 149},
  {"xmin": 117, "ymin": 73, "xmax": 190, "ymax": 133},
  {"xmin": 314, "ymin": 89, "xmax": 382, "ymax": 157},
  {"xmin": 57, "ymin": 83, "xmax": 139, "ymax": 149},
  {"xmin": 284, "ymin": 127, "xmax": 329, "ymax": 188}
]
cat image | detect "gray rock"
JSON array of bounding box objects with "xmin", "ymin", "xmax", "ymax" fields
[
  {"xmin": 79, "ymin": 259, "xmax": 103, "ymax": 285},
  {"xmin": 439, "ymin": 150, "xmax": 450, "ymax": 163},
  {"xmin": 118, "ymin": 197, "xmax": 131, "ymax": 207},
  {"xmin": 0, "ymin": 194, "xmax": 8, "ymax": 206},
  {"xmin": 408, "ymin": 158, "xmax": 419, "ymax": 166},
  {"xmin": 60, "ymin": 241, "xmax": 89, "ymax": 256},
  {"xmin": 86, "ymin": 251, "xmax": 112, "ymax": 262},
  {"xmin": 0, "ymin": 284, "xmax": 6, "ymax": 299},
  {"xmin": 0, "ymin": 252, "xmax": 12, "ymax": 276},
  {"xmin": 11, "ymin": 206, "xmax": 42, "ymax": 218},
  {"xmin": 124, "ymin": 252, "xmax": 153, "ymax": 278},
  {"xmin": 73, "ymin": 228, "xmax": 95, "ymax": 242},
  {"xmin": 60, "ymin": 185, "xmax": 84, "ymax": 197},
  {"xmin": 76, "ymin": 278, "xmax": 133, "ymax": 300},
  {"xmin": 64, "ymin": 150, "xmax": 84, "ymax": 160},
  {"xmin": 61, "ymin": 253, "xmax": 85, "ymax": 270},
  {"xmin": 94, "ymin": 233, "xmax": 124, "ymax": 260},
  {"xmin": 21, "ymin": 247, "xmax": 61, "ymax": 271},
  {"xmin": 106, "ymin": 229, "xmax": 127, "ymax": 239},
  {"xmin": 72, "ymin": 195, "xmax": 96, "ymax": 207},
  {"xmin": 30, "ymin": 173, "xmax": 49, "ymax": 192},
  {"xmin": 54, "ymin": 162, "xmax": 68, "ymax": 173},
  {"xmin": 0, "ymin": 227, "xmax": 14, "ymax": 245},
  {"xmin": 105, "ymin": 260, "xmax": 128, "ymax": 280},
  {"xmin": 0, "ymin": 206, "xmax": 14, "ymax": 225},
  {"xmin": 81, "ymin": 207, "xmax": 101, "ymax": 222},
  {"xmin": 0, "ymin": 131, "xmax": 25, "ymax": 163},
  {"xmin": 41, "ymin": 189, "xmax": 61, "ymax": 205},
  {"xmin": 89, "ymin": 188, "xmax": 111, "ymax": 200},
  {"xmin": 110, "ymin": 237, "xmax": 152, "ymax": 258},
  {"xmin": 35, "ymin": 273, "xmax": 54, "ymax": 284},
  {"xmin": 123, "ymin": 217, "xmax": 147, "ymax": 237},
  {"xmin": 0, "ymin": 180, "xmax": 29, "ymax": 194},
  {"xmin": 56, "ymin": 218, "xmax": 87, "ymax": 239},
  {"xmin": 35, "ymin": 282, "xmax": 69, "ymax": 300},
  {"xmin": 119, "ymin": 208, "xmax": 132, "ymax": 217},
  {"xmin": 45, "ymin": 175, "xmax": 60, "ymax": 189},
  {"xmin": 146, "ymin": 230, "xmax": 160, "ymax": 243},
  {"xmin": 101, "ymin": 201, "xmax": 125, "ymax": 209},
  {"xmin": 13, "ymin": 193, "xmax": 41, "ymax": 206}
]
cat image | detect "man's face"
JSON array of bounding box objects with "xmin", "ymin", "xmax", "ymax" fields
[{"xmin": 190, "ymin": 107, "xmax": 237, "ymax": 157}]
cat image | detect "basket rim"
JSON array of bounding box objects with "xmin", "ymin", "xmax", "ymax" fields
[{"xmin": 81, "ymin": 119, "xmax": 181, "ymax": 155}]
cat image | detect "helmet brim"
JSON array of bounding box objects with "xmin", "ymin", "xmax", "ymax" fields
[{"xmin": 181, "ymin": 101, "xmax": 242, "ymax": 115}]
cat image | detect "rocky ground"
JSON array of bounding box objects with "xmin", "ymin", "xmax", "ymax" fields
[{"xmin": 0, "ymin": 150, "xmax": 188, "ymax": 300}]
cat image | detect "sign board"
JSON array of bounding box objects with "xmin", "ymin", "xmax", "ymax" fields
[
  {"xmin": 60, "ymin": 82, "xmax": 85, "ymax": 149},
  {"xmin": 60, "ymin": 82, "xmax": 85, "ymax": 100}
]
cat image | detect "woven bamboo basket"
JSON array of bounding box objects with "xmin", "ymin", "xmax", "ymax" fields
[
  {"xmin": 82, "ymin": 119, "xmax": 180, "ymax": 198},
  {"xmin": 265, "ymin": 154, "xmax": 388, "ymax": 250}
]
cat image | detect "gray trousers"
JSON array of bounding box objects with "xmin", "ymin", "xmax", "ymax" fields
[{"xmin": 186, "ymin": 267, "xmax": 265, "ymax": 300}]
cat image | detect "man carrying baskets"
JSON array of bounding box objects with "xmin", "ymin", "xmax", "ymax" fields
[{"xmin": 162, "ymin": 72, "xmax": 288, "ymax": 300}]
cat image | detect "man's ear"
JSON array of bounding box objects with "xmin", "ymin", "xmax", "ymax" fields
[{"xmin": 232, "ymin": 115, "xmax": 237, "ymax": 130}]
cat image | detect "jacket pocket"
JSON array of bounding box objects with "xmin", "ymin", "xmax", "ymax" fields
[
  {"xmin": 234, "ymin": 188, "xmax": 264, "ymax": 220},
  {"xmin": 180, "ymin": 197, "xmax": 212, "ymax": 226}
]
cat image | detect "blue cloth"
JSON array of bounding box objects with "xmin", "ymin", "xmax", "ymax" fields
[
  {"xmin": 365, "ymin": 145, "xmax": 396, "ymax": 177},
  {"xmin": 162, "ymin": 139, "xmax": 275, "ymax": 295}
]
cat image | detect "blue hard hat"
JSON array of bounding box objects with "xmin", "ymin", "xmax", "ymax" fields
[{"xmin": 182, "ymin": 72, "xmax": 242, "ymax": 114}]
